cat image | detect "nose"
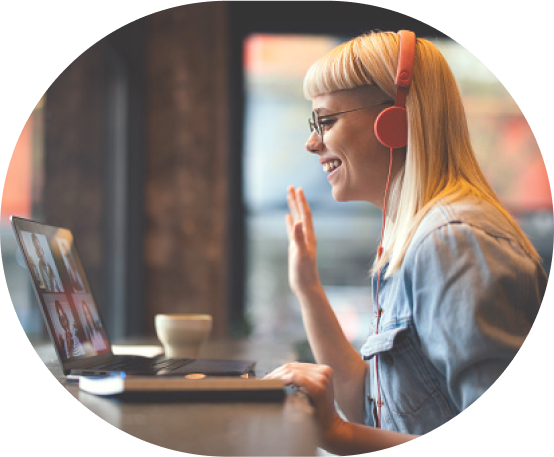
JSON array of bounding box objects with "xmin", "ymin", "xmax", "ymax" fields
[{"xmin": 305, "ymin": 131, "xmax": 324, "ymax": 154}]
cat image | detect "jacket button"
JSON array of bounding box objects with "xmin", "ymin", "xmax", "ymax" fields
[{"xmin": 366, "ymin": 394, "xmax": 373, "ymax": 403}]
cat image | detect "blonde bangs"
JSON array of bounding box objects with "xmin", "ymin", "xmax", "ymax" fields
[{"xmin": 303, "ymin": 39, "xmax": 376, "ymax": 99}]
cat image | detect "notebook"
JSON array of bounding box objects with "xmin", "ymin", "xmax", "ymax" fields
[{"xmin": 10, "ymin": 216, "xmax": 256, "ymax": 377}]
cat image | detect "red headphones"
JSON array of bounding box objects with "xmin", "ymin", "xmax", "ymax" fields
[
  {"xmin": 373, "ymin": 30, "xmax": 416, "ymax": 429},
  {"xmin": 374, "ymin": 30, "xmax": 416, "ymax": 149}
]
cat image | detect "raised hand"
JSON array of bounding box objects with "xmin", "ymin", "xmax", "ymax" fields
[{"xmin": 285, "ymin": 186, "xmax": 321, "ymax": 297}]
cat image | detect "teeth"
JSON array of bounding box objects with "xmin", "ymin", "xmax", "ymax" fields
[{"xmin": 323, "ymin": 160, "xmax": 341, "ymax": 172}]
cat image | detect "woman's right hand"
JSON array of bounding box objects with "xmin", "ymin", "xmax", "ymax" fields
[{"xmin": 286, "ymin": 186, "xmax": 321, "ymax": 297}]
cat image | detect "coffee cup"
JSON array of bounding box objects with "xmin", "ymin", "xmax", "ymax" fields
[{"xmin": 155, "ymin": 314, "xmax": 212, "ymax": 359}]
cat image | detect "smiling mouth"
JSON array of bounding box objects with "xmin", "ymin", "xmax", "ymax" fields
[{"xmin": 323, "ymin": 159, "xmax": 342, "ymax": 173}]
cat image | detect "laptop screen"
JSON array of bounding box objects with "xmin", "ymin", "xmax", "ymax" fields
[{"xmin": 11, "ymin": 217, "xmax": 111, "ymax": 363}]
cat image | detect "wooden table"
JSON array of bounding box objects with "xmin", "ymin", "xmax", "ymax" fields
[{"xmin": 37, "ymin": 339, "xmax": 319, "ymax": 456}]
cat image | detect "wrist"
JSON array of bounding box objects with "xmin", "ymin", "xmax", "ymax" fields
[
  {"xmin": 320, "ymin": 413, "xmax": 350, "ymax": 455},
  {"xmin": 292, "ymin": 281, "xmax": 325, "ymax": 304}
]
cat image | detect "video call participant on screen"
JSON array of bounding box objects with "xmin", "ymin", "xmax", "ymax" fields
[
  {"xmin": 55, "ymin": 300, "xmax": 86, "ymax": 358},
  {"xmin": 80, "ymin": 300, "xmax": 106, "ymax": 351},
  {"xmin": 31, "ymin": 233, "xmax": 62, "ymax": 293}
]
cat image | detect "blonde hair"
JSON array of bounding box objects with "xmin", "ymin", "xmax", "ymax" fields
[{"xmin": 304, "ymin": 31, "xmax": 541, "ymax": 277}]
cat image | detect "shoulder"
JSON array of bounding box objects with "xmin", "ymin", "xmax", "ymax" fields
[
  {"xmin": 412, "ymin": 197, "xmax": 519, "ymax": 246},
  {"xmin": 403, "ymin": 197, "xmax": 538, "ymax": 274},
  {"xmin": 402, "ymin": 197, "xmax": 547, "ymax": 295},
  {"xmin": 405, "ymin": 197, "xmax": 526, "ymax": 261}
]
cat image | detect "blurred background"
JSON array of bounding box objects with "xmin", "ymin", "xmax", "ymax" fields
[{"xmin": 2, "ymin": 2, "xmax": 552, "ymax": 352}]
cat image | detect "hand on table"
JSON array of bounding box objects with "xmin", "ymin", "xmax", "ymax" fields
[{"xmin": 265, "ymin": 362, "xmax": 344, "ymax": 441}]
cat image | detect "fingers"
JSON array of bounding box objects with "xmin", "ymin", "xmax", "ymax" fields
[
  {"xmin": 264, "ymin": 363, "xmax": 333, "ymax": 392},
  {"xmin": 287, "ymin": 186, "xmax": 300, "ymax": 222},
  {"xmin": 286, "ymin": 186, "xmax": 315, "ymax": 242},
  {"xmin": 296, "ymin": 188, "xmax": 315, "ymax": 238},
  {"xmin": 266, "ymin": 363, "xmax": 342, "ymax": 440},
  {"xmin": 287, "ymin": 186, "xmax": 310, "ymax": 221},
  {"xmin": 285, "ymin": 214, "xmax": 306, "ymax": 248},
  {"xmin": 285, "ymin": 213, "xmax": 294, "ymax": 240}
]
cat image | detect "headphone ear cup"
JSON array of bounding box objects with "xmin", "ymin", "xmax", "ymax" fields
[{"xmin": 374, "ymin": 106, "xmax": 408, "ymax": 149}]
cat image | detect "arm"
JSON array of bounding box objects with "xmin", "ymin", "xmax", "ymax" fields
[
  {"xmin": 265, "ymin": 362, "xmax": 418, "ymax": 454},
  {"xmin": 285, "ymin": 186, "xmax": 368, "ymax": 422},
  {"xmin": 410, "ymin": 223, "xmax": 544, "ymax": 410}
]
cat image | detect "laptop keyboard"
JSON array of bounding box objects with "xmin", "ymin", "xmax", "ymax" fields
[{"xmin": 88, "ymin": 356, "xmax": 193, "ymax": 373}]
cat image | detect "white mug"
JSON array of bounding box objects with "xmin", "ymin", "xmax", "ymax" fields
[{"xmin": 155, "ymin": 314, "xmax": 212, "ymax": 359}]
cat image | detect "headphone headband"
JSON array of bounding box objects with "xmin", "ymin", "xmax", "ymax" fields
[
  {"xmin": 394, "ymin": 30, "xmax": 416, "ymax": 108},
  {"xmin": 373, "ymin": 30, "xmax": 416, "ymax": 150},
  {"xmin": 395, "ymin": 31, "xmax": 416, "ymax": 89}
]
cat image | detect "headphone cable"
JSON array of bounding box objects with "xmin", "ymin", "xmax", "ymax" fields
[{"xmin": 374, "ymin": 146, "xmax": 394, "ymax": 428}]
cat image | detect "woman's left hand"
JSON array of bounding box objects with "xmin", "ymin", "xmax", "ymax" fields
[{"xmin": 265, "ymin": 363, "xmax": 345, "ymax": 439}]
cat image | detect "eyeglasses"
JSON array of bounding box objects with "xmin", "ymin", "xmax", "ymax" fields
[{"xmin": 308, "ymin": 102, "xmax": 392, "ymax": 141}]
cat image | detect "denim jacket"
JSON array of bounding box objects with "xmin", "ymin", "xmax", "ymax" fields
[{"xmin": 360, "ymin": 197, "xmax": 548, "ymax": 434}]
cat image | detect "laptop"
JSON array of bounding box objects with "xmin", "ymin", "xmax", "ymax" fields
[{"xmin": 10, "ymin": 216, "xmax": 256, "ymax": 377}]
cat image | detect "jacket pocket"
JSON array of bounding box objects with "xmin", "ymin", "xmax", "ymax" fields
[
  {"xmin": 360, "ymin": 321, "xmax": 410, "ymax": 360},
  {"xmin": 360, "ymin": 320, "xmax": 453, "ymax": 432}
]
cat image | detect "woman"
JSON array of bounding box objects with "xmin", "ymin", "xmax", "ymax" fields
[
  {"xmin": 265, "ymin": 31, "xmax": 547, "ymax": 454},
  {"xmin": 55, "ymin": 300, "xmax": 86, "ymax": 358},
  {"xmin": 81, "ymin": 300, "xmax": 107, "ymax": 352}
]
